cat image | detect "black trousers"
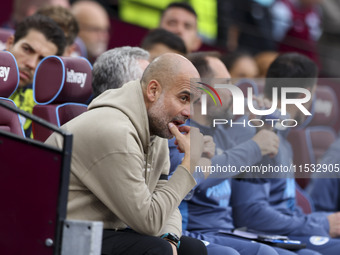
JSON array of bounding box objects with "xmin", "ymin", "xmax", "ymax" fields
[{"xmin": 101, "ymin": 229, "xmax": 207, "ymax": 255}]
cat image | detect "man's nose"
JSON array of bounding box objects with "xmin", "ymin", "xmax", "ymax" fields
[
  {"xmin": 183, "ymin": 104, "xmax": 190, "ymax": 119},
  {"xmin": 26, "ymin": 55, "xmax": 39, "ymax": 70}
]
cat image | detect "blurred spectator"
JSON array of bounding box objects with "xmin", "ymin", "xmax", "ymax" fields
[
  {"xmin": 271, "ymin": 0, "xmax": 322, "ymax": 64},
  {"xmin": 317, "ymin": 0, "xmax": 340, "ymax": 77},
  {"xmin": 92, "ymin": 46, "xmax": 149, "ymax": 98},
  {"xmin": 7, "ymin": 14, "xmax": 66, "ymax": 137},
  {"xmin": 254, "ymin": 51, "xmax": 279, "ymax": 78},
  {"xmin": 71, "ymin": 0, "xmax": 110, "ymax": 63},
  {"xmin": 221, "ymin": 51, "xmax": 259, "ymax": 78},
  {"xmin": 159, "ymin": 2, "xmax": 201, "ymax": 53},
  {"xmin": 4, "ymin": 0, "xmax": 70, "ymax": 28},
  {"xmin": 36, "ymin": 5, "xmax": 79, "ymax": 56},
  {"xmin": 227, "ymin": 0, "xmax": 276, "ymax": 54},
  {"xmin": 141, "ymin": 28, "xmax": 187, "ymax": 61}
]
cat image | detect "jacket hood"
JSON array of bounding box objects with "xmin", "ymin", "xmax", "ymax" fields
[{"xmin": 88, "ymin": 80, "xmax": 150, "ymax": 152}]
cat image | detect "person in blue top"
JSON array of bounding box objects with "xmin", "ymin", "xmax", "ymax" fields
[
  {"xmin": 232, "ymin": 53, "xmax": 340, "ymax": 255},
  {"xmin": 170, "ymin": 52, "xmax": 320, "ymax": 255},
  {"xmin": 309, "ymin": 136, "xmax": 340, "ymax": 212}
]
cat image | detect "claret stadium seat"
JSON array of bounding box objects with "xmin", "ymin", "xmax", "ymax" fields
[
  {"xmin": 32, "ymin": 55, "xmax": 93, "ymax": 142},
  {"xmin": 0, "ymin": 53, "xmax": 102, "ymax": 254},
  {"xmin": 0, "ymin": 50, "xmax": 25, "ymax": 136}
]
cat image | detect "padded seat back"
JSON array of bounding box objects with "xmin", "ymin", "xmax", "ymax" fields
[
  {"xmin": 32, "ymin": 56, "xmax": 92, "ymax": 142},
  {"xmin": 0, "ymin": 50, "xmax": 24, "ymax": 137}
]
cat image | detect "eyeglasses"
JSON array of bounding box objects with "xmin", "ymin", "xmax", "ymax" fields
[{"xmin": 79, "ymin": 24, "xmax": 110, "ymax": 35}]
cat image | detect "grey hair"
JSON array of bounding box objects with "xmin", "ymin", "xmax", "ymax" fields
[{"xmin": 92, "ymin": 46, "xmax": 150, "ymax": 97}]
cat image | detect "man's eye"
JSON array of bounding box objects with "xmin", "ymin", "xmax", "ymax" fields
[
  {"xmin": 181, "ymin": 96, "xmax": 189, "ymax": 102},
  {"xmin": 185, "ymin": 24, "xmax": 193, "ymax": 30},
  {"xmin": 168, "ymin": 20, "xmax": 176, "ymax": 26}
]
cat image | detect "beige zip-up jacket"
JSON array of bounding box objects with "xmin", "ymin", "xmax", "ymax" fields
[{"xmin": 45, "ymin": 80, "xmax": 196, "ymax": 236}]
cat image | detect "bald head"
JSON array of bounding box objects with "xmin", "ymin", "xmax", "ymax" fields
[
  {"xmin": 72, "ymin": 0, "xmax": 110, "ymax": 62},
  {"xmin": 72, "ymin": 0, "xmax": 108, "ymax": 18},
  {"xmin": 206, "ymin": 56, "xmax": 231, "ymax": 79},
  {"xmin": 141, "ymin": 53, "xmax": 199, "ymax": 91},
  {"xmin": 143, "ymin": 53, "xmax": 200, "ymax": 138}
]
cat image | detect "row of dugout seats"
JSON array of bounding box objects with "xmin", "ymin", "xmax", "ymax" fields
[
  {"xmin": 0, "ymin": 50, "xmax": 24, "ymax": 136},
  {"xmin": 32, "ymin": 55, "xmax": 92, "ymax": 141},
  {"xmin": 0, "ymin": 50, "xmax": 93, "ymax": 141},
  {"xmin": 0, "ymin": 50, "xmax": 101, "ymax": 254}
]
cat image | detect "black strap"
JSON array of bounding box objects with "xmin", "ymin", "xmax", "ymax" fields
[{"xmin": 159, "ymin": 174, "xmax": 168, "ymax": 180}]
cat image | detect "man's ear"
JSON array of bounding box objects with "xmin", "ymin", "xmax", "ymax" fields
[
  {"xmin": 6, "ymin": 35, "xmax": 14, "ymax": 51},
  {"xmin": 297, "ymin": 84, "xmax": 315, "ymax": 99},
  {"xmin": 145, "ymin": 80, "xmax": 162, "ymax": 102},
  {"xmin": 63, "ymin": 44, "xmax": 77, "ymax": 57}
]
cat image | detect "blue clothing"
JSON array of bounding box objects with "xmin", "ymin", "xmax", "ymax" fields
[
  {"xmin": 184, "ymin": 231, "xmax": 282, "ymax": 255},
  {"xmin": 289, "ymin": 236, "xmax": 340, "ymax": 255},
  {"xmin": 310, "ymin": 178, "xmax": 340, "ymax": 212},
  {"xmin": 205, "ymin": 242, "xmax": 240, "ymax": 255},
  {"xmin": 231, "ymin": 129, "xmax": 340, "ymax": 255},
  {"xmin": 179, "ymin": 119, "xmax": 261, "ymax": 232},
  {"xmin": 232, "ymin": 178, "xmax": 330, "ymax": 236},
  {"xmin": 309, "ymin": 137, "xmax": 340, "ymax": 212},
  {"xmin": 170, "ymin": 119, "xmax": 302, "ymax": 255},
  {"xmin": 185, "ymin": 232, "xmax": 320, "ymax": 255}
]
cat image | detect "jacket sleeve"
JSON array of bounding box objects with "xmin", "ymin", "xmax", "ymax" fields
[
  {"xmin": 159, "ymin": 207, "xmax": 182, "ymax": 237},
  {"xmin": 209, "ymin": 139, "xmax": 262, "ymax": 178},
  {"xmin": 81, "ymin": 151, "xmax": 195, "ymax": 236},
  {"xmin": 309, "ymin": 178, "xmax": 340, "ymax": 212},
  {"xmin": 154, "ymin": 167, "xmax": 184, "ymax": 237},
  {"xmin": 309, "ymin": 137, "xmax": 340, "ymax": 211},
  {"xmin": 231, "ymin": 179, "xmax": 330, "ymax": 236}
]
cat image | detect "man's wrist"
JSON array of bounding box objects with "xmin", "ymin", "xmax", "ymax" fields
[
  {"xmin": 160, "ymin": 233, "xmax": 180, "ymax": 249},
  {"xmin": 164, "ymin": 238, "xmax": 178, "ymax": 247}
]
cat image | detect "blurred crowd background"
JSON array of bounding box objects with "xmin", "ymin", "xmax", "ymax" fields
[{"xmin": 1, "ymin": 0, "xmax": 339, "ymax": 76}]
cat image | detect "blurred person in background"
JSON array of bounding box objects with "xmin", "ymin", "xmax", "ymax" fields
[
  {"xmin": 4, "ymin": 0, "xmax": 70, "ymax": 28},
  {"xmin": 36, "ymin": 5, "xmax": 79, "ymax": 56},
  {"xmin": 227, "ymin": 0, "xmax": 276, "ymax": 54},
  {"xmin": 7, "ymin": 14, "xmax": 66, "ymax": 137},
  {"xmin": 221, "ymin": 51, "xmax": 259, "ymax": 79},
  {"xmin": 71, "ymin": 0, "xmax": 110, "ymax": 63},
  {"xmin": 317, "ymin": 0, "xmax": 340, "ymax": 77},
  {"xmin": 141, "ymin": 28, "xmax": 187, "ymax": 61},
  {"xmin": 271, "ymin": 0, "xmax": 322, "ymax": 64},
  {"xmin": 159, "ymin": 2, "xmax": 201, "ymax": 53},
  {"xmin": 92, "ymin": 46, "xmax": 149, "ymax": 98},
  {"xmin": 254, "ymin": 51, "xmax": 279, "ymax": 78}
]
